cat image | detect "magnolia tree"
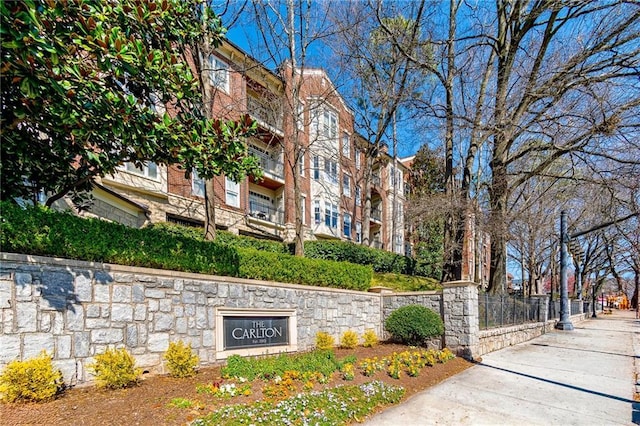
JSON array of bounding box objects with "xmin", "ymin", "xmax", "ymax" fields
[{"xmin": 1, "ymin": 0, "xmax": 260, "ymax": 237}]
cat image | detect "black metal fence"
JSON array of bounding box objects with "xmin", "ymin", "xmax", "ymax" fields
[
  {"xmin": 548, "ymin": 299, "xmax": 584, "ymax": 319},
  {"xmin": 479, "ymin": 294, "xmax": 544, "ymax": 330}
]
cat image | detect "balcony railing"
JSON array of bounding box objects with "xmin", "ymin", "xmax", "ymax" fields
[
  {"xmin": 247, "ymin": 96, "xmax": 283, "ymax": 132},
  {"xmin": 248, "ymin": 147, "xmax": 284, "ymax": 181},
  {"xmin": 248, "ymin": 199, "xmax": 284, "ymax": 224},
  {"xmin": 371, "ymin": 205, "xmax": 382, "ymax": 222}
]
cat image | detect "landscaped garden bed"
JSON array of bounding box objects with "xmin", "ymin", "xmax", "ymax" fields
[{"xmin": 0, "ymin": 343, "xmax": 472, "ymax": 425}]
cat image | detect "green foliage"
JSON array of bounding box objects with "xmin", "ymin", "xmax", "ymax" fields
[
  {"xmin": 304, "ymin": 240, "xmax": 416, "ymax": 275},
  {"xmin": 315, "ymin": 332, "xmax": 335, "ymax": 351},
  {"xmin": 222, "ymin": 350, "xmax": 341, "ymax": 382},
  {"xmin": 0, "ymin": 351, "xmax": 64, "ymax": 403},
  {"xmin": 215, "ymin": 231, "xmax": 286, "ymax": 253},
  {"xmin": 193, "ymin": 380, "xmax": 405, "ymax": 426},
  {"xmin": 340, "ymin": 330, "xmax": 359, "ymax": 349},
  {"xmin": 362, "ymin": 329, "xmax": 379, "ymax": 348},
  {"xmin": 0, "ymin": 202, "xmax": 238, "ymax": 276},
  {"xmin": 0, "ymin": 203, "xmax": 369, "ymax": 291},
  {"xmin": 372, "ymin": 273, "xmax": 441, "ymax": 292},
  {"xmin": 88, "ymin": 348, "xmax": 141, "ymax": 389},
  {"xmin": 1, "ymin": 0, "xmax": 260, "ymax": 207},
  {"xmin": 384, "ymin": 305, "xmax": 444, "ymax": 346},
  {"xmin": 164, "ymin": 341, "xmax": 199, "ymax": 378},
  {"xmin": 237, "ymin": 248, "xmax": 372, "ymax": 291}
]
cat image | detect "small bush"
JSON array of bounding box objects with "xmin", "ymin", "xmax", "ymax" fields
[
  {"xmin": 89, "ymin": 348, "xmax": 141, "ymax": 389},
  {"xmin": 362, "ymin": 329, "xmax": 379, "ymax": 348},
  {"xmin": 0, "ymin": 351, "xmax": 64, "ymax": 403},
  {"xmin": 385, "ymin": 305, "xmax": 444, "ymax": 346},
  {"xmin": 340, "ymin": 330, "xmax": 359, "ymax": 349},
  {"xmin": 164, "ymin": 341, "xmax": 199, "ymax": 378},
  {"xmin": 315, "ymin": 332, "xmax": 335, "ymax": 351}
]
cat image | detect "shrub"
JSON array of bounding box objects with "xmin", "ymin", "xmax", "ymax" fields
[
  {"xmin": 89, "ymin": 348, "xmax": 141, "ymax": 389},
  {"xmin": 304, "ymin": 240, "xmax": 416, "ymax": 275},
  {"xmin": 237, "ymin": 248, "xmax": 372, "ymax": 291},
  {"xmin": 340, "ymin": 330, "xmax": 359, "ymax": 349},
  {"xmin": 315, "ymin": 332, "xmax": 335, "ymax": 351},
  {"xmin": 0, "ymin": 351, "xmax": 64, "ymax": 403},
  {"xmin": 384, "ymin": 305, "xmax": 444, "ymax": 346},
  {"xmin": 164, "ymin": 341, "xmax": 199, "ymax": 378},
  {"xmin": 362, "ymin": 329, "xmax": 379, "ymax": 348}
]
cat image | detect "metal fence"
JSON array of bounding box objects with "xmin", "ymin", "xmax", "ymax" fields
[
  {"xmin": 548, "ymin": 299, "xmax": 584, "ymax": 319},
  {"xmin": 479, "ymin": 294, "xmax": 544, "ymax": 330}
]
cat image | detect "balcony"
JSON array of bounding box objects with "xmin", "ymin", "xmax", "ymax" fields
[
  {"xmin": 248, "ymin": 199, "xmax": 284, "ymax": 225},
  {"xmin": 247, "ymin": 96, "xmax": 283, "ymax": 135},
  {"xmin": 249, "ymin": 146, "xmax": 284, "ymax": 182},
  {"xmin": 371, "ymin": 205, "xmax": 382, "ymax": 222}
]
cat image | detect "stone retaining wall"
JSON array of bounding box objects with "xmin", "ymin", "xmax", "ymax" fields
[{"xmin": 478, "ymin": 312, "xmax": 591, "ymax": 356}]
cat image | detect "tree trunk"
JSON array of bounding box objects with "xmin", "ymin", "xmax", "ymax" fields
[{"xmin": 204, "ymin": 179, "xmax": 216, "ymax": 240}]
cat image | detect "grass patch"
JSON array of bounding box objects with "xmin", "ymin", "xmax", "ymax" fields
[{"xmin": 372, "ymin": 272, "xmax": 441, "ymax": 292}]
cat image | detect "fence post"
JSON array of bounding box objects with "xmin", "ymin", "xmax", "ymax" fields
[
  {"xmin": 442, "ymin": 281, "xmax": 480, "ymax": 360},
  {"xmin": 531, "ymin": 294, "xmax": 549, "ymax": 324}
]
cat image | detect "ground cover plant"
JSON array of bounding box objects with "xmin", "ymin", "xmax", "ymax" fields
[{"xmin": 0, "ymin": 343, "xmax": 472, "ymax": 425}]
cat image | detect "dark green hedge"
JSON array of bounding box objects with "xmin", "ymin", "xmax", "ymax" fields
[
  {"xmin": 0, "ymin": 202, "xmax": 370, "ymax": 291},
  {"xmin": 238, "ymin": 248, "xmax": 372, "ymax": 291},
  {"xmin": 304, "ymin": 240, "xmax": 416, "ymax": 275}
]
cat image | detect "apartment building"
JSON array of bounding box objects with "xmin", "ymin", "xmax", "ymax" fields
[{"xmin": 91, "ymin": 39, "xmax": 409, "ymax": 254}]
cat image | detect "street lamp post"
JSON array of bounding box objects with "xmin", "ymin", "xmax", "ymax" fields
[{"xmin": 555, "ymin": 211, "xmax": 574, "ymax": 330}]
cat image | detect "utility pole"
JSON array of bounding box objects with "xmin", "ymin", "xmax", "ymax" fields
[{"xmin": 556, "ymin": 211, "xmax": 574, "ymax": 330}]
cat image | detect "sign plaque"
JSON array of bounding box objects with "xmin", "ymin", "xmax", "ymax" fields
[{"xmin": 223, "ymin": 316, "xmax": 289, "ymax": 350}]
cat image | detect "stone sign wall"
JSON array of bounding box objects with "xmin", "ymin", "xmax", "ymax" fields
[{"xmin": 0, "ymin": 253, "xmax": 482, "ymax": 386}]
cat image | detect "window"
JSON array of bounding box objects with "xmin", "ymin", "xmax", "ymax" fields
[
  {"xmin": 324, "ymin": 157, "xmax": 338, "ymax": 184},
  {"xmin": 342, "ymin": 133, "xmax": 350, "ymax": 157},
  {"xmin": 225, "ymin": 177, "xmax": 239, "ymax": 207},
  {"xmin": 325, "ymin": 203, "xmax": 338, "ymax": 228},
  {"xmin": 355, "ymin": 222, "xmax": 362, "ymax": 243},
  {"xmin": 355, "ymin": 186, "xmax": 361, "ymax": 206},
  {"xmin": 342, "ymin": 174, "xmax": 351, "ymax": 197},
  {"xmin": 124, "ymin": 162, "xmax": 158, "ymax": 180},
  {"xmin": 322, "ymin": 109, "xmax": 338, "ymax": 142},
  {"xmin": 355, "ymin": 149, "xmax": 361, "ymax": 170},
  {"xmin": 301, "ymin": 195, "xmax": 307, "ymax": 225},
  {"xmin": 313, "ymin": 155, "xmax": 320, "ymax": 180},
  {"xmin": 208, "ymin": 56, "xmax": 229, "ymax": 92},
  {"xmin": 192, "ymin": 170, "xmax": 205, "ymax": 197},
  {"xmin": 394, "ymin": 234, "xmax": 404, "ymax": 254},
  {"xmin": 343, "ymin": 213, "xmax": 352, "ymax": 239},
  {"xmin": 314, "ymin": 200, "xmax": 321, "ymax": 224}
]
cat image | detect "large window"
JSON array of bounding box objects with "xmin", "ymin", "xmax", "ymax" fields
[
  {"xmin": 314, "ymin": 200, "xmax": 321, "ymax": 224},
  {"xmin": 208, "ymin": 56, "xmax": 229, "ymax": 92},
  {"xmin": 123, "ymin": 162, "xmax": 158, "ymax": 180},
  {"xmin": 323, "ymin": 109, "xmax": 338, "ymax": 141},
  {"xmin": 325, "ymin": 203, "xmax": 338, "ymax": 229},
  {"xmin": 355, "ymin": 222, "xmax": 362, "ymax": 243},
  {"xmin": 342, "ymin": 174, "xmax": 351, "ymax": 197},
  {"xmin": 225, "ymin": 177, "xmax": 239, "ymax": 208},
  {"xmin": 355, "ymin": 186, "xmax": 361, "ymax": 206},
  {"xmin": 342, "ymin": 133, "xmax": 350, "ymax": 157},
  {"xmin": 343, "ymin": 213, "xmax": 352, "ymax": 239},
  {"xmin": 355, "ymin": 149, "xmax": 361, "ymax": 170},
  {"xmin": 192, "ymin": 170, "xmax": 205, "ymax": 197},
  {"xmin": 324, "ymin": 158, "xmax": 338, "ymax": 184},
  {"xmin": 313, "ymin": 155, "xmax": 320, "ymax": 180}
]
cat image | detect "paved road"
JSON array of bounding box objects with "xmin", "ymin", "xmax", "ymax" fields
[{"xmin": 364, "ymin": 310, "xmax": 640, "ymax": 425}]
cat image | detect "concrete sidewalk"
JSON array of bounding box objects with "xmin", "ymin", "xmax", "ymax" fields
[{"xmin": 364, "ymin": 310, "xmax": 640, "ymax": 425}]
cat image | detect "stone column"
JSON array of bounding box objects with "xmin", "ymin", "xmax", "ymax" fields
[
  {"xmin": 531, "ymin": 294, "xmax": 549, "ymax": 323},
  {"xmin": 442, "ymin": 281, "xmax": 480, "ymax": 360}
]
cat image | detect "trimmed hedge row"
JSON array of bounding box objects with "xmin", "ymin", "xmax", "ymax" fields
[
  {"xmin": 304, "ymin": 240, "xmax": 416, "ymax": 275},
  {"xmin": 0, "ymin": 202, "xmax": 371, "ymax": 291}
]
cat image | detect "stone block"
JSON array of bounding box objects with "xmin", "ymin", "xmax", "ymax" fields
[
  {"xmin": 94, "ymin": 284, "xmax": 110, "ymax": 303},
  {"xmin": 182, "ymin": 291, "xmax": 196, "ymax": 304},
  {"xmin": 66, "ymin": 305, "xmax": 84, "ymax": 331},
  {"xmin": 159, "ymin": 299, "xmax": 172, "ymax": 312},
  {"xmin": 86, "ymin": 317, "xmax": 110, "ymax": 329},
  {"xmin": 126, "ymin": 324, "xmax": 138, "ymax": 347},
  {"xmin": 113, "ymin": 273, "xmax": 134, "ymax": 283},
  {"xmin": 145, "ymin": 289, "xmax": 165, "ymax": 299},
  {"xmin": 0, "ymin": 281, "xmax": 12, "ymax": 309},
  {"xmin": 91, "ymin": 328, "xmax": 123, "ymax": 344},
  {"xmin": 134, "ymin": 304, "xmax": 147, "ymax": 321},
  {"xmin": 74, "ymin": 332, "xmax": 91, "ymax": 357},
  {"xmin": 111, "ymin": 304, "xmax": 133, "ymax": 322},
  {"xmin": 132, "ymin": 284, "xmax": 145, "ymax": 303},
  {"xmin": 0, "ymin": 335, "xmax": 21, "ymax": 363},
  {"xmin": 39, "ymin": 312, "xmax": 52, "ymax": 332},
  {"xmin": 16, "ymin": 302, "xmax": 38, "ymax": 332},
  {"xmin": 56, "ymin": 335, "xmax": 72, "ymax": 359},
  {"xmin": 23, "ymin": 333, "xmax": 55, "ymax": 358},
  {"xmin": 154, "ymin": 313, "xmax": 173, "ymax": 331},
  {"xmin": 148, "ymin": 299, "xmax": 159, "ymax": 312},
  {"xmin": 112, "ymin": 285, "xmax": 132, "ymax": 303},
  {"xmin": 148, "ymin": 332, "xmax": 169, "ymax": 352},
  {"xmin": 86, "ymin": 304, "xmax": 100, "ymax": 318},
  {"xmin": 195, "ymin": 306, "xmax": 207, "ymax": 328},
  {"xmin": 75, "ymin": 274, "xmax": 93, "ymax": 302}
]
